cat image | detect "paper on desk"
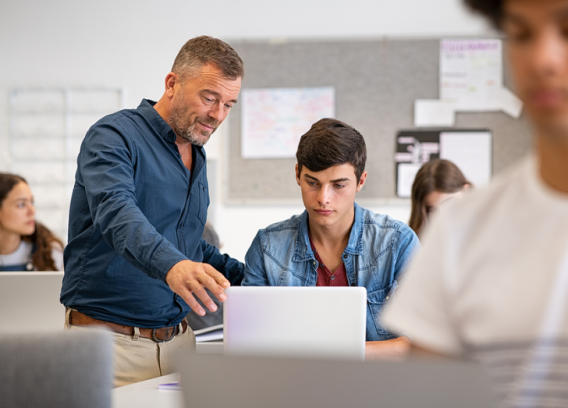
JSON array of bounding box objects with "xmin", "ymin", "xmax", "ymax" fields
[
  {"xmin": 195, "ymin": 329, "xmax": 223, "ymax": 342},
  {"xmin": 194, "ymin": 323, "xmax": 224, "ymax": 342}
]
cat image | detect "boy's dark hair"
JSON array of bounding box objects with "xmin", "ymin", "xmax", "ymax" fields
[
  {"xmin": 463, "ymin": 0, "xmax": 504, "ymax": 29},
  {"xmin": 296, "ymin": 118, "xmax": 367, "ymax": 182},
  {"xmin": 172, "ymin": 35, "xmax": 244, "ymax": 81}
]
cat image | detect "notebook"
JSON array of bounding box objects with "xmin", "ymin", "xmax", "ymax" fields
[
  {"xmin": 0, "ymin": 271, "xmax": 65, "ymax": 333},
  {"xmin": 176, "ymin": 353, "xmax": 496, "ymax": 408},
  {"xmin": 223, "ymin": 286, "xmax": 366, "ymax": 361}
]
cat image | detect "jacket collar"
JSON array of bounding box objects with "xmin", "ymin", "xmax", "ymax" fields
[{"xmin": 293, "ymin": 202, "xmax": 364, "ymax": 262}]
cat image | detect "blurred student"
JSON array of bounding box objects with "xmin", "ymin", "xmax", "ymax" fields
[
  {"xmin": 186, "ymin": 222, "xmax": 224, "ymax": 330},
  {"xmin": 243, "ymin": 118, "xmax": 419, "ymax": 360},
  {"xmin": 0, "ymin": 173, "xmax": 63, "ymax": 271},
  {"xmin": 408, "ymin": 159, "xmax": 470, "ymax": 237},
  {"xmin": 383, "ymin": 1, "xmax": 568, "ymax": 407}
]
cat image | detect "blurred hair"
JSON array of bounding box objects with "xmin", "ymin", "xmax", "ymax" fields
[
  {"xmin": 0, "ymin": 173, "xmax": 64, "ymax": 271},
  {"xmin": 463, "ymin": 0, "xmax": 504, "ymax": 29},
  {"xmin": 296, "ymin": 118, "xmax": 367, "ymax": 182},
  {"xmin": 172, "ymin": 35, "xmax": 244, "ymax": 82},
  {"xmin": 408, "ymin": 160, "xmax": 470, "ymax": 236}
]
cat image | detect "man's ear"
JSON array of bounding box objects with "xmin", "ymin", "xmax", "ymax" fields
[
  {"xmin": 295, "ymin": 164, "xmax": 301, "ymax": 186},
  {"xmin": 164, "ymin": 72, "xmax": 179, "ymax": 98},
  {"xmin": 356, "ymin": 171, "xmax": 368, "ymax": 192}
]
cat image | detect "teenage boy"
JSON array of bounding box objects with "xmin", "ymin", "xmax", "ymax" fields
[
  {"xmin": 382, "ymin": 1, "xmax": 568, "ymax": 406},
  {"xmin": 243, "ymin": 118, "xmax": 420, "ymax": 359}
]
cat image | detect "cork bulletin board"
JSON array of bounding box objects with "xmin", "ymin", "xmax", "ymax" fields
[{"xmin": 225, "ymin": 38, "xmax": 532, "ymax": 203}]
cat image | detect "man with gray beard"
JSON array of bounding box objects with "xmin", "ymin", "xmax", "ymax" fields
[{"xmin": 61, "ymin": 36, "xmax": 244, "ymax": 387}]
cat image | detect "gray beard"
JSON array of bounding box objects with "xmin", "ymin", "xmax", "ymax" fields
[
  {"xmin": 169, "ymin": 109, "xmax": 212, "ymax": 147},
  {"xmin": 176, "ymin": 122, "xmax": 209, "ymax": 147}
]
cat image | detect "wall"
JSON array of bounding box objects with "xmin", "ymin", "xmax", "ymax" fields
[{"xmin": 0, "ymin": 0, "xmax": 494, "ymax": 262}]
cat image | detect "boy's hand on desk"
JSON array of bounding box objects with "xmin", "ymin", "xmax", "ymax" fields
[
  {"xmin": 165, "ymin": 259, "xmax": 230, "ymax": 316},
  {"xmin": 365, "ymin": 337, "xmax": 411, "ymax": 361}
]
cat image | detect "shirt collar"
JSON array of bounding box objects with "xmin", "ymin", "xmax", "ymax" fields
[
  {"xmin": 293, "ymin": 203, "xmax": 364, "ymax": 262},
  {"xmin": 137, "ymin": 99, "xmax": 177, "ymax": 144},
  {"xmin": 137, "ymin": 98, "xmax": 206, "ymax": 160}
]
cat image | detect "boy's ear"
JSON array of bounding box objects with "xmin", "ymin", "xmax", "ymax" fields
[
  {"xmin": 295, "ymin": 164, "xmax": 301, "ymax": 186},
  {"xmin": 356, "ymin": 171, "xmax": 368, "ymax": 192}
]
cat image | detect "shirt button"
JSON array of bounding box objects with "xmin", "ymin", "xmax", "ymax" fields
[
  {"xmin": 385, "ymin": 296, "xmax": 390, "ymax": 300},
  {"xmin": 313, "ymin": 261, "xmax": 317, "ymax": 266},
  {"xmin": 343, "ymin": 254, "xmax": 348, "ymax": 259}
]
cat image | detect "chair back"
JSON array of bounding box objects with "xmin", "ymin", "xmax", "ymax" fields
[{"xmin": 0, "ymin": 329, "xmax": 113, "ymax": 408}]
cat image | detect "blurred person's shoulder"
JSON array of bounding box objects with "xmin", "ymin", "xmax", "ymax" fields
[{"xmin": 436, "ymin": 155, "xmax": 533, "ymax": 226}]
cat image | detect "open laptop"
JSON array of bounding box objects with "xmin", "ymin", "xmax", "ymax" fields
[
  {"xmin": 0, "ymin": 271, "xmax": 65, "ymax": 333},
  {"xmin": 176, "ymin": 353, "xmax": 496, "ymax": 408},
  {"xmin": 223, "ymin": 286, "xmax": 366, "ymax": 361}
]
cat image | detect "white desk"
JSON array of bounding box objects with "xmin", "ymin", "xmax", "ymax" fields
[
  {"xmin": 112, "ymin": 373, "xmax": 184, "ymax": 408},
  {"xmin": 112, "ymin": 342, "xmax": 222, "ymax": 408}
]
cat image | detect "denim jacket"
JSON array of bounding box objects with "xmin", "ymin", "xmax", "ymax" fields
[{"xmin": 243, "ymin": 203, "xmax": 419, "ymax": 341}]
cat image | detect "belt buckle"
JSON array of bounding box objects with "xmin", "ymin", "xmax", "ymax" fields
[{"xmin": 151, "ymin": 326, "xmax": 177, "ymax": 343}]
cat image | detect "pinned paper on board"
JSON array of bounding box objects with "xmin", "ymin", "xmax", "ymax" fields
[
  {"xmin": 241, "ymin": 87, "xmax": 335, "ymax": 159},
  {"xmin": 395, "ymin": 129, "xmax": 492, "ymax": 197},
  {"xmin": 414, "ymin": 39, "xmax": 522, "ymax": 127}
]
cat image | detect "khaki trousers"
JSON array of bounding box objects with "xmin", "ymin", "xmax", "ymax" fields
[{"xmin": 65, "ymin": 308, "xmax": 196, "ymax": 387}]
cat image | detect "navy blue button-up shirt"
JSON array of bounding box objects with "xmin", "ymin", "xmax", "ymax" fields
[{"xmin": 61, "ymin": 99, "xmax": 244, "ymax": 328}]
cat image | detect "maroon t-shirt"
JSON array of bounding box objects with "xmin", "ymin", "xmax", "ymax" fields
[{"xmin": 309, "ymin": 235, "xmax": 349, "ymax": 286}]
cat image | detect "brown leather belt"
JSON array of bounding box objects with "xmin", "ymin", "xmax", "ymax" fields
[{"xmin": 69, "ymin": 310, "xmax": 188, "ymax": 342}]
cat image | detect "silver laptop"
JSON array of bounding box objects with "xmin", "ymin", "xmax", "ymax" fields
[
  {"xmin": 223, "ymin": 286, "xmax": 366, "ymax": 361},
  {"xmin": 176, "ymin": 353, "xmax": 496, "ymax": 408},
  {"xmin": 0, "ymin": 272, "xmax": 65, "ymax": 333}
]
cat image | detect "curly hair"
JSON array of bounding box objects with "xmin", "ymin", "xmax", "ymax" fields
[
  {"xmin": 463, "ymin": 0, "xmax": 504, "ymax": 28},
  {"xmin": 0, "ymin": 173, "xmax": 64, "ymax": 271}
]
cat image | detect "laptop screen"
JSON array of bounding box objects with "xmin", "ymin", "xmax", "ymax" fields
[
  {"xmin": 0, "ymin": 272, "xmax": 64, "ymax": 333},
  {"xmin": 223, "ymin": 286, "xmax": 366, "ymax": 361}
]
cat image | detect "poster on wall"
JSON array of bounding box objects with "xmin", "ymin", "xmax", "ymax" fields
[
  {"xmin": 414, "ymin": 39, "xmax": 522, "ymax": 127},
  {"xmin": 395, "ymin": 129, "xmax": 492, "ymax": 198},
  {"xmin": 241, "ymin": 87, "xmax": 335, "ymax": 159}
]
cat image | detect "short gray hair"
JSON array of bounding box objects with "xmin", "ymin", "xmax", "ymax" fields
[{"xmin": 172, "ymin": 36, "xmax": 244, "ymax": 81}]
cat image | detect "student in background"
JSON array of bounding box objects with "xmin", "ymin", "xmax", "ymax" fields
[
  {"xmin": 186, "ymin": 222, "xmax": 224, "ymax": 330},
  {"xmin": 407, "ymin": 159, "xmax": 470, "ymax": 237},
  {"xmin": 0, "ymin": 173, "xmax": 63, "ymax": 271},
  {"xmin": 244, "ymin": 118, "xmax": 419, "ymax": 360},
  {"xmin": 382, "ymin": 1, "xmax": 568, "ymax": 406}
]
